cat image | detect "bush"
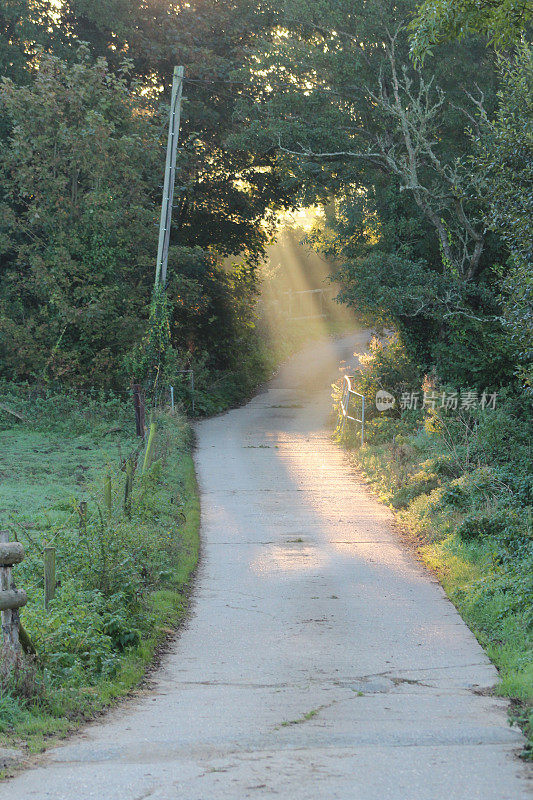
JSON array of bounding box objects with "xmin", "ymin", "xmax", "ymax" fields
[
  {"xmin": 472, "ymin": 390, "xmax": 533, "ymax": 471},
  {"xmin": 438, "ymin": 468, "xmax": 504, "ymax": 511},
  {"xmin": 421, "ymin": 454, "xmax": 461, "ymax": 479},
  {"xmin": 457, "ymin": 505, "xmax": 533, "ymax": 564},
  {"xmin": 392, "ymin": 470, "xmax": 440, "ymax": 508},
  {"xmin": 25, "ymin": 586, "xmax": 123, "ymax": 684},
  {"xmin": 0, "ymin": 381, "xmax": 130, "ymax": 434},
  {"xmin": 495, "ymin": 471, "xmax": 533, "ymax": 507},
  {"xmin": 365, "ymin": 414, "xmax": 419, "ymax": 445},
  {"xmin": 458, "ymin": 511, "xmax": 508, "ymax": 541},
  {"xmin": 0, "ymin": 694, "xmax": 29, "ymax": 733},
  {"xmin": 355, "ymin": 333, "xmax": 422, "ymax": 420},
  {"xmin": 454, "ymin": 568, "xmax": 533, "ymax": 640}
]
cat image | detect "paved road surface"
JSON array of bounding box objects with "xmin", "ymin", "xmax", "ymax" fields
[{"xmin": 5, "ymin": 333, "xmax": 531, "ymax": 799}]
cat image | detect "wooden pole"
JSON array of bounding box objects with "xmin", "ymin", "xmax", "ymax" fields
[
  {"xmin": 78, "ymin": 500, "xmax": 87, "ymax": 537},
  {"xmin": 104, "ymin": 474, "xmax": 112, "ymax": 517},
  {"xmin": 142, "ymin": 422, "xmax": 157, "ymax": 474},
  {"xmin": 124, "ymin": 457, "xmax": 134, "ymax": 518},
  {"xmin": 44, "ymin": 546, "xmax": 56, "ymax": 610},
  {"xmin": 155, "ymin": 66, "xmax": 185, "ymax": 288},
  {"xmin": 0, "ymin": 531, "xmax": 18, "ymax": 659},
  {"xmin": 19, "ymin": 623, "xmax": 37, "ymax": 658},
  {"xmin": 133, "ymin": 383, "xmax": 146, "ymax": 438}
]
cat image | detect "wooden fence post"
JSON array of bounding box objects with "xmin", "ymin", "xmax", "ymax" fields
[
  {"xmin": 132, "ymin": 383, "xmax": 146, "ymax": 438},
  {"xmin": 104, "ymin": 474, "xmax": 112, "ymax": 517},
  {"xmin": 78, "ymin": 500, "xmax": 87, "ymax": 537},
  {"xmin": 0, "ymin": 531, "xmax": 27, "ymax": 666},
  {"xmin": 142, "ymin": 422, "xmax": 157, "ymax": 474},
  {"xmin": 124, "ymin": 457, "xmax": 134, "ymax": 518},
  {"xmin": 44, "ymin": 546, "xmax": 56, "ymax": 610}
]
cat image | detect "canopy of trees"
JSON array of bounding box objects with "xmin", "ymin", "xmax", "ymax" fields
[
  {"xmin": 0, "ymin": 0, "xmax": 294, "ymax": 389},
  {"xmin": 233, "ymin": 0, "xmax": 532, "ymax": 389},
  {"xmin": 0, "ymin": 0, "xmax": 531, "ymax": 393}
]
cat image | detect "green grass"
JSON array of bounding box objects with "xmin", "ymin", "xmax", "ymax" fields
[
  {"xmin": 341, "ymin": 421, "xmax": 533, "ymax": 758},
  {"xmin": 0, "ymin": 428, "xmax": 137, "ymax": 536},
  {"xmin": 0, "ymin": 390, "xmax": 200, "ymax": 761},
  {"xmin": 280, "ymin": 707, "xmax": 323, "ymax": 727}
]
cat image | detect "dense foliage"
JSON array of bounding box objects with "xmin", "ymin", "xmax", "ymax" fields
[
  {"xmin": 410, "ymin": 0, "xmax": 532, "ymax": 56},
  {"xmin": 234, "ymin": 0, "xmax": 531, "ymax": 390},
  {"xmin": 0, "ymin": 51, "xmax": 161, "ymax": 386},
  {"xmin": 1, "ymin": 0, "xmax": 530, "ymax": 395},
  {"xmin": 473, "ymin": 45, "xmax": 533, "ymax": 384},
  {"xmin": 0, "ymin": 0, "xmax": 294, "ymax": 392}
]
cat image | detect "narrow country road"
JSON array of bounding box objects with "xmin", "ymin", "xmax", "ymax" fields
[{"xmin": 5, "ymin": 333, "xmax": 530, "ymax": 800}]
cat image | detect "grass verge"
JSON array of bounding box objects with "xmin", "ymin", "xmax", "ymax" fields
[
  {"xmin": 0, "ymin": 387, "xmax": 200, "ymax": 764},
  {"xmin": 339, "ymin": 416, "xmax": 532, "ymax": 759},
  {"xmin": 333, "ymin": 333, "xmax": 532, "ymax": 758}
]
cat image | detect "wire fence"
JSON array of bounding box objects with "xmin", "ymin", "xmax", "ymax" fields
[
  {"xmin": 137, "ymin": 370, "xmax": 196, "ymax": 417},
  {"xmin": 2, "ymin": 380, "xmax": 179, "ymax": 625},
  {"xmin": 11, "ymin": 440, "xmax": 145, "ymax": 603},
  {"xmin": 0, "ymin": 367, "xmax": 199, "ymax": 664}
]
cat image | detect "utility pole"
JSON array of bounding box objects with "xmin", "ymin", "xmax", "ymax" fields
[{"xmin": 155, "ymin": 66, "xmax": 184, "ymax": 288}]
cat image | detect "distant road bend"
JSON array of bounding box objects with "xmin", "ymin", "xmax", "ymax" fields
[{"xmin": 6, "ymin": 333, "xmax": 531, "ymax": 799}]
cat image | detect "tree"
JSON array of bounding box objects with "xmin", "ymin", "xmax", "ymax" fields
[
  {"xmin": 243, "ymin": 2, "xmax": 497, "ymax": 279},
  {"xmin": 35, "ymin": 0, "xmax": 293, "ymax": 263},
  {"xmin": 0, "ymin": 1, "xmax": 55, "ymax": 82},
  {"xmin": 236, "ymin": 0, "xmax": 513, "ymax": 383},
  {"xmin": 0, "ymin": 1, "xmax": 297, "ymax": 390},
  {"xmin": 473, "ymin": 44, "xmax": 533, "ymax": 385},
  {"xmin": 0, "ymin": 50, "xmax": 163, "ymax": 385},
  {"xmin": 411, "ymin": 0, "xmax": 532, "ymax": 386},
  {"xmin": 410, "ymin": 0, "xmax": 532, "ymax": 60}
]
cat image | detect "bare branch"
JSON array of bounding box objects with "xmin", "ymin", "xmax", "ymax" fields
[{"xmin": 277, "ymin": 136, "xmax": 385, "ymax": 164}]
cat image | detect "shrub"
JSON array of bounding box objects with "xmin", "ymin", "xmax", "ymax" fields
[
  {"xmin": 421, "ymin": 454, "xmax": 461, "ymax": 479},
  {"xmin": 365, "ymin": 415, "xmax": 419, "ymax": 445},
  {"xmin": 458, "ymin": 511, "xmax": 508, "ymax": 541},
  {"xmin": 496, "ymin": 472, "xmax": 533, "ymax": 507},
  {"xmin": 438, "ymin": 468, "xmax": 503, "ymax": 511},
  {"xmin": 355, "ymin": 333, "xmax": 422, "ymax": 420},
  {"xmin": 392, "ymin": 470, "xmax": 440, "ymax": 508},
  {"xmin": 0, "ymin": 694, "xmax": 29, "ymax": 733},
  {"xmin": 472, "ymin": 390, "xmax": 533, "ymax": 472}
]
